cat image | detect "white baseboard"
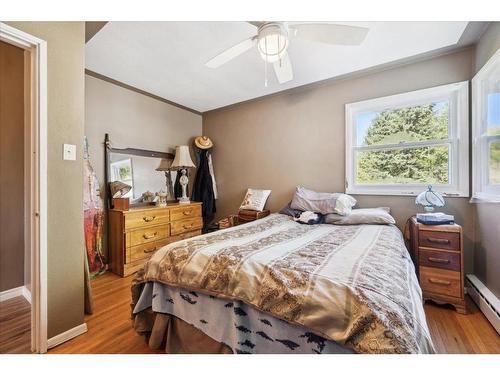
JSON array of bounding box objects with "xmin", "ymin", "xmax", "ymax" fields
[
  {"xmin": 466, "ymin": 274, "xmax": 500, "ymax": 335},
  {"xmin": 22, "ymin": 286, "xmax": 31, "ymax": 304},
  {"xmin": 1, "ymin": 286, "xmax": 25, "ymax": 302},
  {"xmin": 47, "ymin": 323, "xmax": 87, "ymax": 349},
  {"xmin": 0, "ymin": 285, "xmax": 32, "ymax": 303}
]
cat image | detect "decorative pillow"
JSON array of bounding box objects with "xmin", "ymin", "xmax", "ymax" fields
[
  {"xmin": 324, "ymin": 207, "xmax": 396, "ymax": 225},
  {"xmin": 239, "ymin": 188, "xmax": 271, "ymax": 211},
  {"xmin": 290, "ymin": 186, "xmax": 356, "ymax": 215},
  {"xmin": 279, "ymin": 201, "xmax": 303, "ymax": 217}
]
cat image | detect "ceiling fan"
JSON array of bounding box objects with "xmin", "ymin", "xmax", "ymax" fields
[{"xmin": 205, "ymin": 22, "xmax": 369, "ymax": 85}]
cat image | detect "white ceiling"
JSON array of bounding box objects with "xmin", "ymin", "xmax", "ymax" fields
[{"xmin": 85, "ymin": 21, "xmax": 470, "ymax": 113}]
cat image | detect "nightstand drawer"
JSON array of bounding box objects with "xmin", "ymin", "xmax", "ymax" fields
[
  {"xmin": 419, "ymin": 249, "xmax": 460, "ymax": 271},
  {"xmin": 129, "ymin": 225, "xmax": 169, "ymax": 246},
  {"xmin": 419, "ymin": 230, "xmax": 460, "ymax": 251},
  {"xmin": 420, "ymin": 266, "xmax": 461, "ymax": 298},
  {"xmin": 170, "ymin": 205, "xmax": 202, "ymax": 221},
  {"xmin": 171, "ymin": 217, "xmax": 203, "ymax": 235}
]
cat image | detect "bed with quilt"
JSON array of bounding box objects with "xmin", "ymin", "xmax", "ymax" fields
[{"xmin": 131, "ymin": 213, "xmax": 435, "ymax": 354}]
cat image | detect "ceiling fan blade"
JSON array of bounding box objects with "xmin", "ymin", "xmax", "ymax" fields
[
  {"xmin": 247, "ymin": 21, "xmax": 265, "ymax": 28},
  {"xmin": 289, "ymin": 23, "xmax": 369, "ymax": 45},
  {"xmin": 205, "ymin": 37, "xmax": 256, "ymax": 68},
  {"xmin": 273, "ymin": 53, "xmax": 293, "ymax": 84}
]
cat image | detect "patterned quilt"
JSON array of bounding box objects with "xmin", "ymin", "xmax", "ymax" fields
[{"xmin": 132, "ymin": 214, "xmax": 435, "ymax": 353}]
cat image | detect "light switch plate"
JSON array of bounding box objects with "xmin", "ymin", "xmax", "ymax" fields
[{"xmin": 63, "ymin": 144, "xmax": 76, "ymax": 161}]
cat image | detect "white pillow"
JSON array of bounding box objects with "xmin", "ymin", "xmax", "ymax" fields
[
  {"xmin": 324, "ymin": 207, "xmax": 396, "ymax": 225},
  {"xmin": 290, "ymin": 186, "xmax": 356, "ymax": 215},
  {"xmin": 239, "ymin": 189, "xmax": 271, "ymax": 211}
]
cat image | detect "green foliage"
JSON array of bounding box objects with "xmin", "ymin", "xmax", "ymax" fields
[
  {"xmin": 490, "ymin": 141, "xmax": 500, "ymax": 184},
  {"xmin": 357, "ymin": 104, "xmax": 449, "ymax": 184}
]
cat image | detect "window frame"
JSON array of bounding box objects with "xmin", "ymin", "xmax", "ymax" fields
[
  {"xmin": 345, "ymin": 81, "xmax": 469, "ymax": 196},
  {"xmin": 472, "ymin": 47, "xmax": 500, "ymax": 203}
]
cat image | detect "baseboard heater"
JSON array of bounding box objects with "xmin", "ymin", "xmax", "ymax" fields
[{"xmin": 466, "ymin": 274, "xmax": 500, "ymax": 334}]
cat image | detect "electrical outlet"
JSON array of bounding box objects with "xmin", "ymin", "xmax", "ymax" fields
[{"xmin": 63, "ymin": 144, "xmax": 76, "ymax": 161}]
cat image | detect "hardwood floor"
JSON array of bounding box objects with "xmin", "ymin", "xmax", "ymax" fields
[
  {"xmin": 0, "ymin": 295, "xmax": 31, "ymax": 354},
  {"xmin": 425, "ymin": 298, "xmax": 499, "ymax": 353},
  {"xmin": 50, "ymin": 272, "xmax": 499, "ymax": 354},
  {"xmin": 50, "ymin": 272, "xmax": 162, "ymax": 354}
]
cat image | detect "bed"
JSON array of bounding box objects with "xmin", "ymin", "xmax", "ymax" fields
[{"xmin": 131, "ymin": 213, "xmax": 435, "ymax": 354}]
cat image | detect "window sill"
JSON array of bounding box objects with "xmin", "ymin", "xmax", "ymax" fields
[
  {"xmin": 470, "ymin": 194, "xmax": 500, "ymax": 204},
  {"xmin": 347, "ymin": 188, "xmax": 468, "ymax": 198}
]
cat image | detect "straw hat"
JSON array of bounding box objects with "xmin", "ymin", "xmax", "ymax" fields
[{"xmin": 194, "ymin": 136, "xmax": 213, "ymax": 150}]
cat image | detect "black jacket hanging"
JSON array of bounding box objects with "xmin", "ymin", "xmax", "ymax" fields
[{"xmin": 191, "ymin": 149, "xmax": 216, "ymax": 231}]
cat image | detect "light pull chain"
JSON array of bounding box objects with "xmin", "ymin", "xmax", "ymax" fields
[
  {"xmin": 278, "ymin": 33, "xmax": 282, "ymax": 68},
  {"xmin": 264, "ymin": 36, "xmax": 268, "ymax": 87}
]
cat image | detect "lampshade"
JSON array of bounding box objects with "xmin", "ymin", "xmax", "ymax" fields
[
  {"xmin": 109, "ymin": 181, "xmax": 132, "ymax": 198},
  {"xmin": 415, "ymin": 186, "xmax": 445, "ymax": 212},
  {"xmin": 170, "ymin": 145, "xmax": 196, "ymax": 170},
  {"xmin": 156, "ymin": 158, "xmax": 172, "ymax": 171}
]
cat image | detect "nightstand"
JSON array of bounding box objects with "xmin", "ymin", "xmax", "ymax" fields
[
  {"xmin": 238, "ymin": 209, "xmax": 270, "ymax": 224},
  {"xmin": 409, "ymin": 216, "xmax": 467, "ymax": 314}
]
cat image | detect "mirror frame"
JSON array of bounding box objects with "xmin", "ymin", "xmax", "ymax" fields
[{"xmin": 104, "ymin": 133, "xmax": 175, "ymax": 208}]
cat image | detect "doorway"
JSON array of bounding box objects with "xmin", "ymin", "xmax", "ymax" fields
[
  {"xmin": 0, "ymin": 22, "xmax": 48, "ymax": 353},
  {"xmin": 0, "ymin": 39, "xmax": 31, "ymax": 353}
]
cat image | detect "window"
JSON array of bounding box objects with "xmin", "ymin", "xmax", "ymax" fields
[
  {"xmin": 472, "ymin": 48, "xmax": 500, "ymax": 202},
  {"xmin": 345, "ymin": 82, "xmax": 469, "ymax": 196}
]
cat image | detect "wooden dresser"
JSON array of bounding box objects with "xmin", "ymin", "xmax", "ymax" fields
[
  {"xmin": 409, "ymin": 216, "xmax": 466, "ymax": 314},
  {"xmin": 109, "ymin": 202, "xmax": 203, "ymax": 277}
]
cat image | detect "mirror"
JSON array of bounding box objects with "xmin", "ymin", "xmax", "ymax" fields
[{"xmin": 104, "ymin": 133, "xmax": 176, "ymax": 207}]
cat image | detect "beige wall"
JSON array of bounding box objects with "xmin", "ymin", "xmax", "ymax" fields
[
  {"xmin": 6, "ymin": 22, "xmax": 86, "ymax": 338},
  {"xmin": 84, "ymin": 74, "xmax": 202, "ymax": 256},
  {"xmin": 472, "ymin": 22, "xmax": 500, "ymax": 298},
  {"xmin": 203, "ymin": 48, "xmax": 475, "ymax": 272},
  {"xmin": 0, "ymin": 41, "xmax": 25, "ymax": 292}
]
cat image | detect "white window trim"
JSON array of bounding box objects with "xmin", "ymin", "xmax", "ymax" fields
[
  {"xmin": 345, "ymin": 81, "xmax": 469, "ymax": 197},
  {"xmin": 472, "ymin": 47, "xmax": 500, "ymax": 203}
]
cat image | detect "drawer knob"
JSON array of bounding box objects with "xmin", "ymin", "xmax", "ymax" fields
[
  {"xmin": 183, "ymin": 210, "xmax": 192, "ymax": 216},
  {"xmin": 427, "ymin": 237, "xmax": 450, "ymax": 244},
  {"xmin": 428, "ymin": 257, "xmax": 450, "ymax": 264},
  {"xmin": 428, "ymin": 278, "xmax": 451, "ymax": 286},
  {"xmin": 143, "ymin": 216, "xmax": 156, "ymax": 222},
  {"xmin": 143, "ymin": 232, "xmax": 158, "ymax": 240},
  {"xmin": 183, "ymin": 223, "xmax": 193, "ymax": 229},
  {"xmin": 143, "ymin": 247, "xmax": 157, "ymax": 254}
]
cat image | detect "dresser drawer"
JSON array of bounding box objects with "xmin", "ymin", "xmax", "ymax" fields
[
  {"xmin": 419, "ymin": 230, "xmax": 460, "ymax": 251},
  {"xmin": 170, "ymin": 217, "xmax": 203, "ymax": 235},
  {"xmin": 169, "ymin": 229, "xmax": 202, "ymax": 244},
  {"xmin": 124, "ymin": 210, "xmax": 170, "ymax": 230},
  {"xmin": 170, "ymin": 205, "xmax": 201, "ymax": 221},
  {"xmin": 419, "ymin": 249, "xmax": 460, "ymax": 271},
  {"xmin": 129, "ymin": 225, "xmax": 169, "ymax": 247},
  {"xmin": 420, "ymin": 266, "xmax": 461, "ymax": 298},
  {"xmin": 127, "ymin": 238, "xmax": 170, "ymax": 263}
]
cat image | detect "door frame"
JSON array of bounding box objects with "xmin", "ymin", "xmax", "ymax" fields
[{"xmin": 0, "ymin": 22, "xmax": 48, "ymax": 353}]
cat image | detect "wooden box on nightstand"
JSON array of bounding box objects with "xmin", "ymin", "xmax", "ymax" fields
[{"xmin": 409, "ymin": 216, "xmax": 467, "ymax": 314}]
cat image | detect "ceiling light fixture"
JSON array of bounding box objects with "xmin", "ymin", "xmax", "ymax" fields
[{"xmin": 257, "ymin": 23, "xmax": 289, "ymax": 63}]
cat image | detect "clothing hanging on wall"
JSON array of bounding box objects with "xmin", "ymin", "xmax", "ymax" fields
[
  {"xmin": 192, "ymin": 148, "xmax": 216, "ymax": 231},
  {"xmin": 207, "ymin": 153, "xmax": 218, "ymax": 199},
  {"xmin": 83, "ymin": 137, "xmax": 107, "ymax": 314}
]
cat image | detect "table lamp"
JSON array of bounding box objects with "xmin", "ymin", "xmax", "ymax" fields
[
  {"xmin": 415, "ymin": 185, "xmax": 445, "ymax": 212},
  {"xmin": 170, "ymin": 145, "xmax": 196, "ymax": 204}
]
